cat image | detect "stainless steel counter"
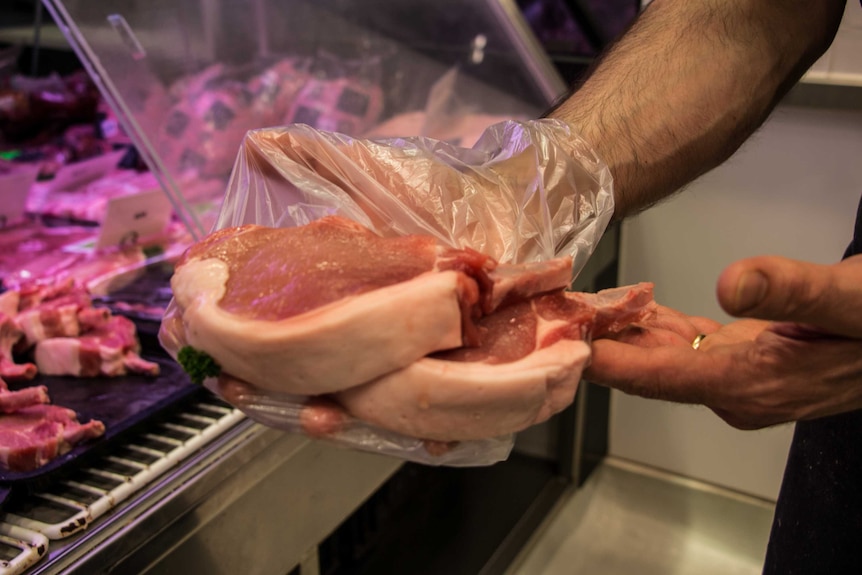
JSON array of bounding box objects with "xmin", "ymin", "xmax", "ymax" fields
[
  {"xmin": 505, "ymin": 457, "xmax": 775, "ymax": 575},
  {"xmin": 784, "ymin": 79, "xmax": 862, "ymax": 112},
  {"xmin": 28, "ymin": 418, "xmax": 401, "ymax": 575}
]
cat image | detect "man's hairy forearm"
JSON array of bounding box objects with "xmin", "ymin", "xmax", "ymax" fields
[{"xmin": 549, "ymin": 0, "xmax": 845, "ymax": 220}]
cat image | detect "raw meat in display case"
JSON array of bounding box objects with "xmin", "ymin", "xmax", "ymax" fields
[
  {"xmin": 0, "ymin": 128, "xmax": 230, "ymax": 509},
  {"xmin": 1, "ymin": 88, "xmax": 194, "ymax": 428},
  {"xmin": 25, "ymin": 167, "xmax": 160, "ymax": 224},
  {"xmin": 284, "ymin": 51, "xmax": 385, "ymax": 136},
  {"xmin": 34, "ymin": 315, "xmax": 161, "ymax": 378},
  {"xmin": 0, "ymin": 71, "xmax": 100, "ymax": 146},
  {"xmin": 157, "ymin": 65, "xmax": 270, "ymax": 179},
  {"xmin": 0, "ymin": 385, "xmax": 48, "ymax": 414},
  {"xmin": 0, "ymin": 277, "xmax": 160, "ymax": 469},
  {"xmin": 153, "ymin": 53, "xmax": 385, "ymax": 180},
  {"xmin": 0, "ymin": 404, "xmax": 105, "ymax": 473}
]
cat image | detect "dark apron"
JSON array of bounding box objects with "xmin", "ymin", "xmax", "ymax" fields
[{"xmin": 762, "ymin": 195, "xmax": 862, "ymax": 574}]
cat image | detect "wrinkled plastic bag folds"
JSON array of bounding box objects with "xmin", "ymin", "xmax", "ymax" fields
[{"xmin": 164, "ymin": 118, "xmax": 614, "ymax": 466}]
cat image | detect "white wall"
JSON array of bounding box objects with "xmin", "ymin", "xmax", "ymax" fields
[
  {"xmin": 639, "ymin": 2, "xmax": 862, "ymax": 83},
  {"xmin": 807, "ymin": 2, "xmax": 862, "ymax": 83},
  {"xmin": 611, "ymin": 105, "xmax": 862, "ymax": 501}
]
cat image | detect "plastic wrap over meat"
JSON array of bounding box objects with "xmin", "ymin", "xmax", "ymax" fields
[
  {"xmin": 219, "ymin": 118, "xmax": 613, "ymax": 267},
  {"xmin": 161, "ymin": 119, "xmax": 621, "ymax": 466}
]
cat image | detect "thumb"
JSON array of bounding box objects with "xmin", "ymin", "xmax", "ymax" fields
[{"xmin": 716, "ymin": 254, "xmax": 862, "ymax": 338}]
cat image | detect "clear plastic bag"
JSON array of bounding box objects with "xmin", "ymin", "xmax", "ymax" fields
[
  {"xmin": 219, "ymin": 118, "xmax": 612, "ymax": 267},
  {"xmin": 209, "ymin": 374, "xmax": 516, "ymax": 465},
  {"xmin": 160, "ymin": 118, "xmax": 614, "ymax": 466}
]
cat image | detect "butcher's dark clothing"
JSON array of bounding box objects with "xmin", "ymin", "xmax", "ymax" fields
[{"xmin": 762, "ymin": 195, "xmax": 862, "ymax": 574}]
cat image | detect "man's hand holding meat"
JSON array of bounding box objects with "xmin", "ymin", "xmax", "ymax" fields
[
  {"xmin": 162, "ymin": 213, "xmax": 658, "ymax": 464},
  {"xmin": 586, "ymin": 254, "xmax": 862, "ymax": 430},
  {"xmin": 169, "ymin": 80, "xmax": 635, "ymax": 465}
]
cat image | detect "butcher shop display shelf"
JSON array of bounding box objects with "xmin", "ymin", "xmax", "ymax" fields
[
  {"xmin": 11, "ymin": 418, "xmax": 401, "ymax": 574},
  {"xmin": 1, "ymin": 400, "xmax": 244, "ymax": 541},
  {"xmin": 41, "ymin": 0, "xmax": 566, "ymax": 240},
  {"xmin": 0, "ymin": 523, "xmax": 48, "ymax": 575},
  {"xmin": 0, "ymin": 395, "xmax": 245, "ymax": 574}
]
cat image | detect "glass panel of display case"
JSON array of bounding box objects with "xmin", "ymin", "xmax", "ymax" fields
[{"xmin": 42, "ymin": 0, "xmax": 566, "ymax": 239}]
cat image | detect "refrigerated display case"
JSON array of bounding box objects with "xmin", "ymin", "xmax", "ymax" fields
[
  {"xmin": 517, "ymin": 0, "xmax": 640, "ymax": 82},
  {"xmin": 41, "ymin": 0, "xmax": 567, "ymax": 240},
  {"xmin": 0, "ymin": 1, "xmax": 625, "ymax": 573}
]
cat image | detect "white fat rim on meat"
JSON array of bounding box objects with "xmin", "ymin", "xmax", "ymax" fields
[
  {"xmin": 173, "ymin": 257, "xmax": 467, "ymax": 396},
  {"xmin": 336, "ymin": 338, "xmax": 590, "ymax": 442},
  {"xmin": 18, "ymin": 305, "xmax": 80, "ymax": 346},
  {"xmin": 34, "ymin": 338, "xmax": 126, "ymax": 376},
  {"xmin": 34, "ymin": 339, "xmax": 81, "ymax": 376}
]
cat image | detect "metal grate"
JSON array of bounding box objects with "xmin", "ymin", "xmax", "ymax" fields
[
  {"xmin": 0, "ymin": 398, "xmax": 244, "ymax": 543},
  {"xmin": 0, "ymin": 523, "xmax": 49, "ymax": 575}
]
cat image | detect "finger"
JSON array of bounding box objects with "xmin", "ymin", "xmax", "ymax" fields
[
  {"xmin": 639, "ymin": 306, "xmax": 702, "ymax": 341},
  {"xmin": 216, "ymin": 373, "xmax": 348, "ymax": 437},
  {"xmin": 616, "ymin": 305, "xmax": 718, "ymax": 343},
  {"xmin": 716, "ymin": 255, "xmax": 862, "ymax": 338},
  {"xmin": 689, "ymin": 315, "xmax": 722, "ymax": 334},
  {"xmin": 696, "ymin": 319, "xmax": 770, "ymax": 350},
  {"xmin": 300, "ymin": 397, "xmax": 350, "ymax": 438},
  {"xmin": 610, "ymin": 325, "xmax": 694, "ymax": 348},
  {"xmin": 584, "ymin": 339, "xmax": 725, "ymax": 404},
  {"xmin": 214, "ymin": 373, "xmax": 257, "ymax": 405}
]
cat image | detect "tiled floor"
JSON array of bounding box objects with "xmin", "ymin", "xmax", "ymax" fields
[{"xmin": 506, "ymin": 458, "xmax": 775, "ymax": 575}]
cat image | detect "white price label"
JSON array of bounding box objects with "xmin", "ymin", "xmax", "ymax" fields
[
  {"xmin": 0, "ymin": 168, "xmax": 38, "ymax": 228},
  {"xmin": 46, "ymin": 150, "xmax": 126, "ymax": 193},
  {"xmin": 96, "ymin": 190, "xmax": 172, "ymax": 250}
]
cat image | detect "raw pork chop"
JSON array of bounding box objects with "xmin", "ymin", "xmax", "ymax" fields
[
  {"xmin": 0, "ymin": 404, "xmax": 105, "ymax": 472},
  {"xmin": 163, "ymin": 216, "xmax": 574, "ymax": 395},
  {"xmin": 15, "ymin": 280, "xmax": 101, "ymax": 346},
  {"xmin": 214, "ymin": 282, "xmax": 655, "ymax": 443},
  {"xmin": 0, "ymin": 384, "xmax": 49, "ymax": 413},
  {"xmin": 170, "ymin": 216, "xmax": 658, "ymax": 444},
  {"xmin": 336, "ymin": 284, "xmax": 655, "ymax": 441},
  {"xmin": 35, "ymin": 315, "xmax": 160, "ymax": 377}
]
